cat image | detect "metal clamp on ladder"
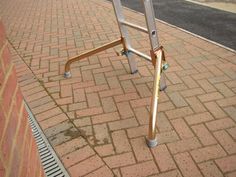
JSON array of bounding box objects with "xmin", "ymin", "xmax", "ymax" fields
[{"xmin": 64, "ymin": 0, "xmax": 169, "ymax": 148}]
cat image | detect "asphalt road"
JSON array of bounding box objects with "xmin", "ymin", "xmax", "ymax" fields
[{"xmin": 108, "ymin": 0, "xmax": 236, "ymax": 50}]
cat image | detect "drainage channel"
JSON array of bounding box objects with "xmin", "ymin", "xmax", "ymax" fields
[{"xmin": 25, "ymin": 103, "xmax": 70, "ymax": 177}]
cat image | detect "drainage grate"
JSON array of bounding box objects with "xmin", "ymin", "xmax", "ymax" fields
[{"xmin": 25, "ymin": 103, "xmax": 70, "ymax": 177}]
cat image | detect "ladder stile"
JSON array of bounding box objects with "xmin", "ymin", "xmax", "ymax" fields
[
  {"xmin": 143, "ymin": 0, "xmax": 159, "ymax": 50},
  {"xmin": 111, "ymin": 0, "xmax": 138, "ymax": 74},
  {"xmin": 63, "ymin": 0, "xmax": 168, "ymax": 148}
]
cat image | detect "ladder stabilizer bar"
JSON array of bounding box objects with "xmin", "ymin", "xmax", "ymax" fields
[{"xmin": 64, "ymin": 38, "xmax": 123, "ymax": 77}]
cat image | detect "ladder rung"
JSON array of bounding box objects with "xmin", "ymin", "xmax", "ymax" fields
[
  {"xmin": 129, "ymin": 48, "xmax": 151, "ymax": 62},
  {"xmin": 120, "ymin": 20, "xmax": 148, "ymax": 34}
]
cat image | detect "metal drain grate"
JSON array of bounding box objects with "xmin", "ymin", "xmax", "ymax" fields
[{"xmin": 25, "ymin": 103, "xmax": 70, "ymax": 177}]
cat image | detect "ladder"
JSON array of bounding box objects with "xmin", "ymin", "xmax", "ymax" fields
[{"xmin": 64, "ymin": 0, "xmax": 169, "ymax": 148}]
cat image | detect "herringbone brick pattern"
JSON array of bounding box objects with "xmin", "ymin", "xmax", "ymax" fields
[{"xmin": 1, "ymin": 0, "xmax": 236, "ymax": 176}]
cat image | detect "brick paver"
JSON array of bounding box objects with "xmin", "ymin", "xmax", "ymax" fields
[{"xmin": 0, "ymin": 0, "xmax": 236, "ymax": 176}]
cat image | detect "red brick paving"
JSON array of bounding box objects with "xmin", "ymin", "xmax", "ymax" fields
[{"xmin": 0, "ymin": 0, "xmax": 236, "ymax": 176}]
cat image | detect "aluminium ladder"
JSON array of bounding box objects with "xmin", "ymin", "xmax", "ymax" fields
[{"xmin": 64, "ymin": 0, "xmax": 169, "ymax": 148}]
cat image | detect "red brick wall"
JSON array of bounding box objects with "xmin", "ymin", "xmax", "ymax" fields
[{"xmin": 0, "ymin": 19, "xmax": 45, "ymax": 177}]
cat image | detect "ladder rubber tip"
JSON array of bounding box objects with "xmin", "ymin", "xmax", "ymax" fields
[
  {"xmin": 64, "ymin": 71, "xmax": 72, "ymax": 78},
  {"xmin": 131, "ymin": 70, "xmax": 138, "ymax": 74},
  {"xmin": 146, "ymin": 137, "xmax": 158, "ymax": 148},
  {"xmin": 160, "ymin": 85, "xmax": 167, "ymax": 92}
]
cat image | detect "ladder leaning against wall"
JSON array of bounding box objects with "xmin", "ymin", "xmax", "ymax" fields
[{"xmin": 64, "ymin": 0, "xmax": 169, "ymax": 148}]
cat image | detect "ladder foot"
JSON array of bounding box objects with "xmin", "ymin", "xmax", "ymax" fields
[
  {"xmin": 131, "ymin": 70, "xmax": 138, "ymax": 74},
  {"xmin": 160, "ymin": 85, "xmax": 167, "ymax": 92},
  {"xmin": 64, "ymin": 71, "xmax": 72, "ymax": 78},
  {"xmin": 146, "ymin": 137, "xmax": 158, "ymax": 148}
]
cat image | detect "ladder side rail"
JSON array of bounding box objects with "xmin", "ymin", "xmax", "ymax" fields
[
  {"xmin": 142, "ymin": 0, "xmax": 159, "ymax": 51},
  {"xmin": 112, "ymin": 0, "xmax": 138, "ymax": 74}
]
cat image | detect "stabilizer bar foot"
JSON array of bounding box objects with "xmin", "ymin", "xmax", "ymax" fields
[
  {"xmin": 131, "ymin": 70, "xmax": 138, "ymax": 74},
  {"xmin": 146, "ymin": 137, "xmax": 158, "ymax": 148},
  {"xmin": 64, "ymin": 71, "xmax": 72, "ymax": 78}
]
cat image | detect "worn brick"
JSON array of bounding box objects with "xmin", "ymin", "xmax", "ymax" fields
[
  {"xmin": 166, "ymin": 72, "xmax": 182, "ymax": 84},
  {"xmin": 114, "ymin": 92, "xmax": 139, "ymax": 102},
  {"xmin": 86, "ymin": 85, "xmax": 109, "ymax": 93},
  {"xmin": 174, "ymin": 152, "xmax": 203, "ymax": 177},
  {"xmin": 192, "ymin": 72, "xmax": 214, "ymax": 80},
  {"xmin": 191, "ymin": 124, "xmax": 217, "ymax": 146},
  {"xmin": 156, "ymin": 130, "xmax": 180, "ymax": 144},
  {"xmin": 224, "ymin": 106, "xmax": 236, "ymax": 121},
  {"xmin": 108, "ymin": 118, "xmax": 139, "ymax": 131},
  {"xmin": 36, "ymin": 107, "xmax": 62, "ymax": 121},
  {"xmin": 227, "ymin": 127, "xmax": 236, "ymax": 140},
  {"xmin": 85, "ymin": 166, "xmax": 114, "ymax": 177},
  {"xmin": 198, "ymin": 161, "xmax": 223, "ymax": 177},
  {"xmin": 136, "ymin": 84, "xmax": 152, "ymax": 97},
  {"xmin": 99, "ymin": 88, "xmax": 123, "ymax": 98},
  {"xmin": 158, "ymin": 101, "xmax": 175, "ymax": 112},
  {"xmin": 60, "ymin": 84, "xmax": 72, "ymax": 97},
  {"xmin": 121, "ymin": 80, "xmax": 136, "ymax": 93},
  {"xmin": 216, "ymin": 96, "xmax": 236, "ymax": 107},
  {"xmin": 171, "ymin": 118, "xmax": 194, "ymax": 139},
  {"xmin": 191, "ymin": 144, "xmax": 226, "ymax": 163},
  {"xmin": 134, "ymin": 107, "xmax": 149, "ymax": 125},
  {"xmin": 186, "ymin": 97, "xmax": 206, "ymax": 113},
  {"xmin": 166, "ymin": 107, "xmax": 193, "ymax": 119},
  {"xmin": 112, "ymin": 130, "xmax": 131, "ymax": 153},
  {"xmin": 40, "ymin": 113, "xmax": 68, "ymax": 130},
  {"xmin": 92, "ymin": 112, "xmax": 119, "ymax": 124},
  {"xmin": 117, "ymin": 101, "xmax": 134, "ymax": 119},
  {"xmin": 54, "ymin": 137, "xmax": 87, "ymax": 156},
  {"xmin": 127, "ymin": 125, "xmax": 149, "ymax": 138},
  {"xmin": 101, "ymin": 97, "xmax": 117, "ymax": 113},
  {"xmin": 208, "ymin": 75, "xmax": 231, "ymax": 84},
  {"xmin": 107, "ymin": 76, "xmax": 121, "ymax": 89},
  {"xmin": 167, "ymin": 137, "xmax": 201, "ymax": 154},
  {"xmin": 76, "ymin": 107, "xmax": 103, "ymax": 117},
  {"xmin": 68, "ymin": 102, "xmax": 87, "ymax": 111},
  {"xmin": 131, "ymin": 137, "xmax": 153, "ymax": 162},
  {"xmin": 121, "ymin": 161, "xmax": 159, "ymax": 177},
  {"xmin": 168, "ymin": 92, "xmax": 188, "ymax": 107},
  {"xmin": 73, "ymin": 117, "xmax": 91, "ymax": 127},
  {"xmin": 56, "ymin": 97, "xmax": 73, "ymax": 105},
  {"xmin": 214, "ymin": 130, "xmax": 236, "ymax": 154},
  {"xmin": 94, "ymin": 144, "xmax": 115, "ymax": 157},
  {"xmin": 153, "ymin": 170, "xmax": 182, "ymax": 177},
  {"xmin": 197, "ymin": 79, "xmax": 216, "ymax": 93},
  {"xmin": 185, "ymin": 112, "xmax": 214, "ymax": 125},
  {"xmin": 205, "ymin": 118, "xmax": 235, "ymax": 131},
  {"xmin": 62, "ymin": 145, "xmax": 95, "ymax": 168},
  {"xmin": 87, "ymin": 93, "xmax": 100, "ymax": 108},
  {"xmin": 204, "ymin": 101, "xmax": 227, "ymax": 119},
  {"xmin": 152, "ymin": 144, "xmax": 176, "ymax": 172},
  {"xmin": 68, "ymin": 155, "xmax": 104, "ymax": 176},
  {"xmin": 215, "ymin": 155, "xmax": 236, "ymax": 173},
  {"xmin": 93, "ymin": 123, "xmax": 111, "ymax": 145},
  {"xmin": 73, "ymin": 88, "xmax": 86, "ymax": 102},
  {"xmin": 103, "ymin": 152, "xmax": 136, "ymax": 168},
  {"xmin": 94, "ymin": 73, "xmax": 107, "ymax": 85},
  {"xmin": 226, "ymin": 171, "xmax": 236, "ymax": 177},
  {"xmin": 130, "ymin": 97, "xmax": 151, "ymax": 108},
  {"xmin": 198, "ymin": 92, "xmax": 224, "ymax": 102},
  {"xmin": 215, "ymin": 83, "xmax": 234, "ymax": 97},
  {"xmin": 182, "ymin": 75, "xmax": 199, "ymax": 88},
  {"xmin": 180, "ymin": 87, "xmax": 205, "ymax": 97},
  {"xmin": 157, "ymin": 112, "xmax": 173, "ymax": 132}
]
